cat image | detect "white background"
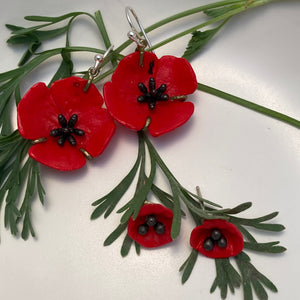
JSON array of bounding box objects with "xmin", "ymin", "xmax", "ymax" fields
[{"xmin": 0, "ymin": 0, "xmax": 299, "ymax": 299}]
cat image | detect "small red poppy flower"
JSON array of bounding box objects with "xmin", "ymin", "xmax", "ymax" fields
[
  {"xmin": 190, "ymin": 219, "xmax": 244, "ymax": 259},
  {"xmin": 127, "ymin": 203, "xmax": 173, "ymax": 248},
  {"xmin": 17, "ymin": 76, "xmax": 116, "ymax": 171},
  {"xmin": 104, "ymin": 51, "xmax": 197, "ymax": 137}
]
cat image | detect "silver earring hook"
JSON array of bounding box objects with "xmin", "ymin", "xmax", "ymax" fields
[
  {"xmin": 125, "ymin": 7, "xmax": 152, "ymax": 49},
  {"xmin": 84, "ymin": 44, "xmax": 114, "ymax": 92}
]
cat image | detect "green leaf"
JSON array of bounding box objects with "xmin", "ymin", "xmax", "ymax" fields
[
  {"xmin": 135, "ymin": 241, "xmax": 141, "ymax": 255},
  {"xmin": 103, "ymin": 222, "xmax": 127, "ymax": 246},
  {"xmin": 197, "ymin": 82, "xmax": 300, "ymax": 129},
  {"xmin": 151, "ymin": 183, "xmax": 186, "ymax": 216},
  {"xmin": 91, "ymin": 137, "xmax": 142, "ymax": 219},
  {"xmin": 210, "ymin": 258, "xmax": 241, "ymax": 299},
  {"xmin": 170, "ymin": 180, "xmax": 182, "ymax": 240},
  {"xmin": 183, "ymin": 19, "xmax": 228, "ymax": 60},
  {"xmin": 180, "ymin": 249, "xmax": 198, "ymax": 284},
  {"xmin": 18, "ymin": 39, "xmax": 42, "ymax": 66},
  {"xmin": 94, "ymin": 10, "xmax": 112, "ymax": 50},
  {"xmin": 235, "ymin": 252, "xmax": 278, "ymax": 300},
  {"xmin": 35, "ymin": 26, "xmax": 69, "ymax": 40},
  {"xmin": 224, "ymin": 202, "xmax": 252, "ymax": 214},
  {"xmin": 49, "ymin": 50, "xmax": 73, "ymax": 84},
  {"xmin": 252, "ymin": 223, "xmax": 285, "ymax": 232},
  {"xmin": 24, "ymin": 12, "xmax": 84, "ymax": 22},
  {"xmin": 204, "ymin": 4, "xmax": 242, "ymax": 17},
  {"xmin": 244, "ymin": 241, "xmax": 286, "ymax": 253},
  {"xmin": 121, "ymin": 234, "xmax": 133, "ymax": 257}
]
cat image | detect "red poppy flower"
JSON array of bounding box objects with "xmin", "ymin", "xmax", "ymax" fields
[
  {"xmin": 103, "ymin": 51, "xmax": 197, "ymax": 137},
  {"xmin": 190, "ymin": 219, "xmax": 244, "ymax": 259},
  {"xmin": 17, "ymin": 76, "xmax": 116, "ymax": 171},
  {"xmin": 127, "ymin": 203, "xmax": 173, "ymax": 248}
]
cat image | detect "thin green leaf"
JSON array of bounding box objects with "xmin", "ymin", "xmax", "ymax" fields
[
  {"xmin": 135, "ymin": 241, "xmax": 141, "ymax": 255},
  {"xmin": 94, "ymin": 10, "xmax": 111, "ymax": 50},
  {"xmin": 183, "ymin": 19, "xmax": 228, "ymax": 60},
  {"xmin": 170, "ymin": 180, "xmax": 182, "ymax": 240},
  {"xmin": 180, "ymin": 249, "xmax": 198, "ymax": 284},
  {"xmin": 49, "ymin": 50, "xmax": 73, "ymax": 84},
  {"xmin": 103, "ymin": 222, "xmax": 127, "ymax": 246},
  {"xmin": 121, "ymin": 234, "xmax": 133, "ymax": 257},
  {"xmin": 224, "ymin": 202, "xmax": 252, "ymax": 215},
  {"xmin": 24, "ymin": 12, "xmax": 84, "ymax": 22},
  {"xmin": 198, "ymin": 82, "xmax": 300, "ymax": 129},
  {"xmin": 244, "ymin": 241, "xmax": 286, "ymax": 253},
  {"xmin": 252, "ymin": 223, "xmax": 285, "ymax": 232},
  {"xmin": 35, "ymin": 26, "xmax": 69, "ymax": 40},
  {"xmin": 204, "ymin": 3, "xmax": 243, "ymax": 17},
  {"xmin": 18, "ymin": 39, "xmax": 42, "ymax": 66}
]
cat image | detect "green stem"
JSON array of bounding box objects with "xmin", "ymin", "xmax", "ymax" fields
[
  {"xmin": 198, "ymin": 82, "xmax": 300, "ymax": 129},
  {"xmin": 148, "ymin": 0, "xmax": 278, "ymax": 51}
]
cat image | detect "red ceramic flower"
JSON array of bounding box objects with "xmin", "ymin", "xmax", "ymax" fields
[
  {"xmin": 104, "ymin": 51, "xmax": 197, "ymax": 137},
  {"xmin": 127, "ymin": 203, "xmax": 173, "ymax": 248},
  {"xmin": 17, "ymin": 76, "xmax": 116, "ymax": 171},
  {"xmin": 190, "ymin": 219, "xmax": 244, "ymax": 259}
]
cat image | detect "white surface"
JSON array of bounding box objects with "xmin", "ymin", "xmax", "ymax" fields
[{"xmin": 0, "ymin": 0, "xmax": 299, "ymax": 300}]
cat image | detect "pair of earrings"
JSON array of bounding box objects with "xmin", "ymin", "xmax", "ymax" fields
[{"xmin": 17, "ymin": 7, "xmax": 197, "ymax": 171}]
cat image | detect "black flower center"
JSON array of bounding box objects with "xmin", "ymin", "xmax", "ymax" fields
[
  {"xmin": 203, "ymin": 228, "xmax": 228, "ymax": 251},
  {"xmin": 137, "ymin": 214, "xmax": 166, "ymax": 235},
  {"xmin": 50, "ymin": 114, "xmax": 85, "ymax": 147},
  {"xmin": 137, "ymin": 77, "xmax": 169, "ymax": 110}
]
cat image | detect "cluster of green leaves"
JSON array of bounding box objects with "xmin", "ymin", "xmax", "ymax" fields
[
  {"xmin": 91, "ymin": 130, "xmax": 229, "ymax": 255},
  {"xmin": 180, "ymin": 200, "xmax": 286, "ymax": 300},
  {"xmin": 0, "ymin": 131, "xmax": 45, "ymax": 239}
]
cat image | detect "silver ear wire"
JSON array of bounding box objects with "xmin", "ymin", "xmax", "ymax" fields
[
  {"xmin": 125, "ymin": 7, "xmax": 153, "ymax": 67},
  {"xmin": 84, "ymin": 44, "xmax": 114, "ymax": 92},
  {"xmin": 125, "ymin": 6, "xmax": 152, "ymax": 49}
]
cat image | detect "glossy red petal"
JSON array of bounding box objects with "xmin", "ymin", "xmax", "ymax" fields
[
  {"xmin": 111, "ymin": 51, "xmax": 158, "ymax": 93},
  {"xmin": 75, "ymin": 108, "xmax": 116, "ymax": 157},
  {"xmin": 127, "ymin": 204, "xmax": 173, "ymax": 248},
  {"xmin": 17, "ymin": 82, "xmax": 59, "ymax": 140},
  {"xmin": 190, "ymin": 219, "xmax": 244, "ymax": 259},
  {"xmin": 104, "ymin": 81, "xmax": 148, "ymax": 131},
  {"xmin": 49, "ymin": 77, "xmax": 104, "ymax": 118},
  {"xmin": 148, "ymin": 101, "xmax": 194, "ymax": 137},
  {"xmin": 29, "ymin": 138, "xmax": 86, "ymax": 171},
  {"xmin": 155, "ymin": 55, "xmax": 197, "ymax": 97}
]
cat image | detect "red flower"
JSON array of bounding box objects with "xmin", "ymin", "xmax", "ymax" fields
[
  {"xmin": 17, "ymin": 77, "xmax": 116, "ymax": 171},
  {"xmin": 104, "ymin": 51, "xmax": 197, "ymax": 137},
  {"xmin": 127, "ymin": 203, "xmax": 173, "ymax": 248},
  {"xmin": 190, "ymin": 219, "xmax": 244, "ymax": 259}
]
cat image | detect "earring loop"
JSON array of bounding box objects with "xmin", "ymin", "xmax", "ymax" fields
[
  {"xmin": 84, "ymin": 44, "xmax": 114, "ymax": 92},
  {"xmin": 125, "ymin": 6, "xmax": 152, "ymax": 49}
]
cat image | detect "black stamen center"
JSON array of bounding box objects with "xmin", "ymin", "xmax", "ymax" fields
[
  {"xmin": 50, "ymin": 114, "xmax": 85, "ymax": 147},
  {"xmin": 203, "ymin": 228, "xmax": 228, "ymax": 251},
  {"xmin": 137, "ymin": 214, "xmax": 166, "ymax": 235},
  {"xmin": 137, "ymin": 77, "xmax": 169, "ymax": 110}
]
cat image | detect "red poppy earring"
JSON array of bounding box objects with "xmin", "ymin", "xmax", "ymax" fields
[
  {"xmin": 17, "ymin": 47, "xmax": 116, "ymax": 171},
  {"xmin": 103, "ymin": 7, "xmax": 197, "ymax": 137}
]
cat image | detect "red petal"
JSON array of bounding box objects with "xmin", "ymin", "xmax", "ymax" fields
[
  {"xmin": 127, "ymin": 203, "xmax": 173, "ymax": 248},
  {"xmin": 104, "ymin": 82, "xmax": 148, "ymax": 131},
  {"xmin": 155, "ymin": 55, "xmax": 197, "ymax": 97},
  {"xmin": 76, "ymin": 108, "xmax": 116, "ymax": 157},
  {"xmin": 111, "ymin": 51, "xmax": 158, "ymax": 93},
  {"xmin": 17, "ymin": 82, "xmax": 59, "ymax": 140},
  {"xmin": 148, "ymin": 101, "xmax": 194, "ymax": 137},
  {"xmin": 29, "ymin": 138, "xmax": 86, "ymax": 171},
  {"xmin": 190, "ymin": 219, "xmax": 244, "ymax": 259},
  {"xmin": 49, "ymin": 77, "xmax": 104, "ymax": 118}
]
